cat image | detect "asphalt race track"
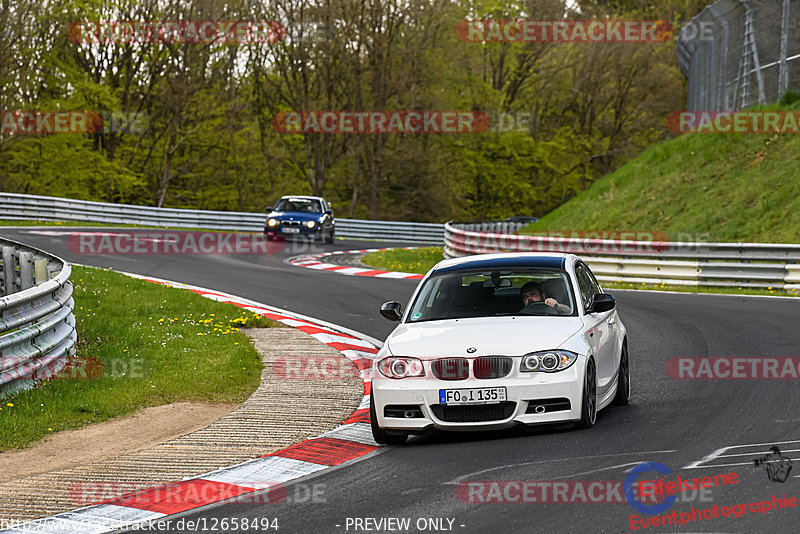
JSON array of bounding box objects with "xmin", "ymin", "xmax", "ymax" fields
[{"xmin": 4, "ymin": 227, "xmax": 800, "ymax": 534}]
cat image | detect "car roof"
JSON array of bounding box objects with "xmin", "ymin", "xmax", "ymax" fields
[
  {"xmin": 430, "ymin": 252, "xmax": 576, "ymax": 274},
  {"xmin": 279, "ymin": 195, "xmax": 325, "ymax": 202}
]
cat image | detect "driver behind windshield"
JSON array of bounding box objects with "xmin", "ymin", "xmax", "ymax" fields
[{"xmin": 520, "ymin": 281, "xmax": 570, "ymax": 314}]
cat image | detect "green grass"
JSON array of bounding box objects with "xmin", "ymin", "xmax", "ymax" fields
[
  {"xmin": 0, "ymin": 265, "xmax": 279, "ymax": 451},
  {"xmin": 361, "ymin": 247, "xmax": 444, "ymax": 274},
  {"xmin": 604, "ymin": 280, "xmax": 799, "ymax": 298},
  {"xmin": 521, "ymin": 101, "xmax": 800, "ymax": 244}
]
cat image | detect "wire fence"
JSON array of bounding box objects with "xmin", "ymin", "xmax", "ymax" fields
[{"xmin": 677, "ymin": 0, "xmax": 800, "ymax": 110}]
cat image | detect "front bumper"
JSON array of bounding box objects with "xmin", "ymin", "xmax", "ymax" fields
[
  {"xmin": 372, "ymin": 358, "xmax": 586, "ymax": 432},
  {"xmin": 264, "ymin": 225, "xmax": 324, "ymax": 238}
]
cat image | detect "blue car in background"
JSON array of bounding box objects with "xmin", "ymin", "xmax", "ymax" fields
[{"xmin": 264, "ymin": 195, "xmax": 335, "ymax": 243}]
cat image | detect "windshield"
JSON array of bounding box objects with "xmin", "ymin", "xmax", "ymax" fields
[
  {"xmin": 274, "ymin": 198, "xmax": 322, "ymax": 213},
  {"xmin": 406, "ymin": 269, "xmax": 576, "ymax": 322}
]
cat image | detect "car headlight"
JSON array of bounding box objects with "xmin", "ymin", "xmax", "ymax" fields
[
  {"xmin": 521, "ymin": 350, "xmax": 578, "ymax": 373},
  {"xmin": 377, "ymin": 357, "xmax": 425, "ymax": 379},
  {"xmin": 267, "ymin": 218, "xmax": 279, "ymax": 227},
  {"xmin": 304, "ymin": 220, "xmax": 317, "ymax": 229}
]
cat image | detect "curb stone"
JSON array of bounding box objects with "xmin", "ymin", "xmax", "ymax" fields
[{"xmin": 290, "ymin": 247, "xmax": 425, "ymax": 279}]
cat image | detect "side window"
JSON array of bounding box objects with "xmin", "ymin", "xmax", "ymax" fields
[
  {"xmin": 585, "ymin": 265, "xmax": 602, "ymax": 295},
  {"xmin": 575, "ymin": 264, "xmax": 599, "ymax": 312},
  {"xmin": 421, "ymin": 277, "xmax": 443, "ymax": 309},
  {"xmin": 409, "ymin": 277, "xmax": 445, "ymax": 320}
]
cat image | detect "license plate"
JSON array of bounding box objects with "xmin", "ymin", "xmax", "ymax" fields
[
  {"xmin": 282, "ymin": 227, "xmax": 300, "ymax": 234},
  {"xmin": 439, "ymin": 387, "xmax": 507, "ymax": 405}
]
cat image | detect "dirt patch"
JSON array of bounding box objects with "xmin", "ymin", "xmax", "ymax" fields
[
  {"xmin": 327, "ymin": 251, "xmax": 374, "ymax": 269},
  {"xmin": 0, "ymin": 402, "xmax": 235, "ymax": 483}
]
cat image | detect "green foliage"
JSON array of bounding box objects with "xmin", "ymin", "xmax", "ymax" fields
[
  {"xmin": 0, "ymin": 135, "xmax": 144, "ymax": 201},
  {"xmin": 780, "ymin": 90, "xmax": 800, "ymax": 107},
  {"xmin": 0, "ymin": 0, "xmax": 700, "ymax": 221}
]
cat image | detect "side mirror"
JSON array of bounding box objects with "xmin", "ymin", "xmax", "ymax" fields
[
  {"xmin": 590, "ymin": 293, "xmax": 616, "ymax": 313},
  {"xmin": 380, "ymin": 301, "xmax": 403, "ymax": 321},
  {"xmin": 266, "ymin": 206, "xmax": 274, "ymax": 213},
  {"xmin": 324, "ymin": 209, "xmax": 332, "ymax": 215}
]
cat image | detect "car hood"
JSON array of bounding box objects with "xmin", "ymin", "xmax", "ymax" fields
[
  {"xmin": 385, "ymin": 317, "xmax": 584, "ymax": 357},
  {"xmin": 269, "ymin": 211, "xmax": 322, "ymax": 221}
]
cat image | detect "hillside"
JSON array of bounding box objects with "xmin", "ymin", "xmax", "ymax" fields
[{"xmin": 523, "ymin": 102, "xmax": 800, "ymax": 244}]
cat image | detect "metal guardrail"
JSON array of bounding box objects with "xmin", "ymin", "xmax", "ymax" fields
[
  {"xmin": 0, "ymin": 193, "xmax": 445, "ymax": 245},
  {"xmin": 0, "ymin": 238, "xmax": 77, "ymax": 398},
  {"xmin": 334, "ymin": 219, "xmax": 443, "ymax": 244},
  {"xmin": 444, "ymin": 222, "xmax": 800, "ymax": 290}
]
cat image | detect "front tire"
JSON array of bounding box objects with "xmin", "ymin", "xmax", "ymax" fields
[
  {"xmin": 324, "ymin": 228, "xmax": 334, "ymax": 244},
  {"xmin": 612, "ymin": 342, "xmax": 631, "ymax": 406},
  {"xmin": 370, "ymin": 395, "xmax": 408, "ymax": 445},
  {"xmin": 577, "ymin": 358, "xmax": 597, "ymax": 428}
]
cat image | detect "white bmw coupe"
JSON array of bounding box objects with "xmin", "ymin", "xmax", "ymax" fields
[{"xmin": 371, "ymin": 253, "xmax": 630, "ymax": 444}]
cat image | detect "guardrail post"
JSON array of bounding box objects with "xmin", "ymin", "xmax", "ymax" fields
[
  {"xmin": 47, "ymin": 260, "xmax": 60, "ymax": 279},
  {"xmin": 1, "ymin": 246, "xmax": 15, "ymax": 297},
  {"xmin": 19, "ymin": 251, "xmax": 34, "ymax": 290},
  {"xmin": 34, "ymin": 258, "xmax": 48, "ymax": 285}
]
